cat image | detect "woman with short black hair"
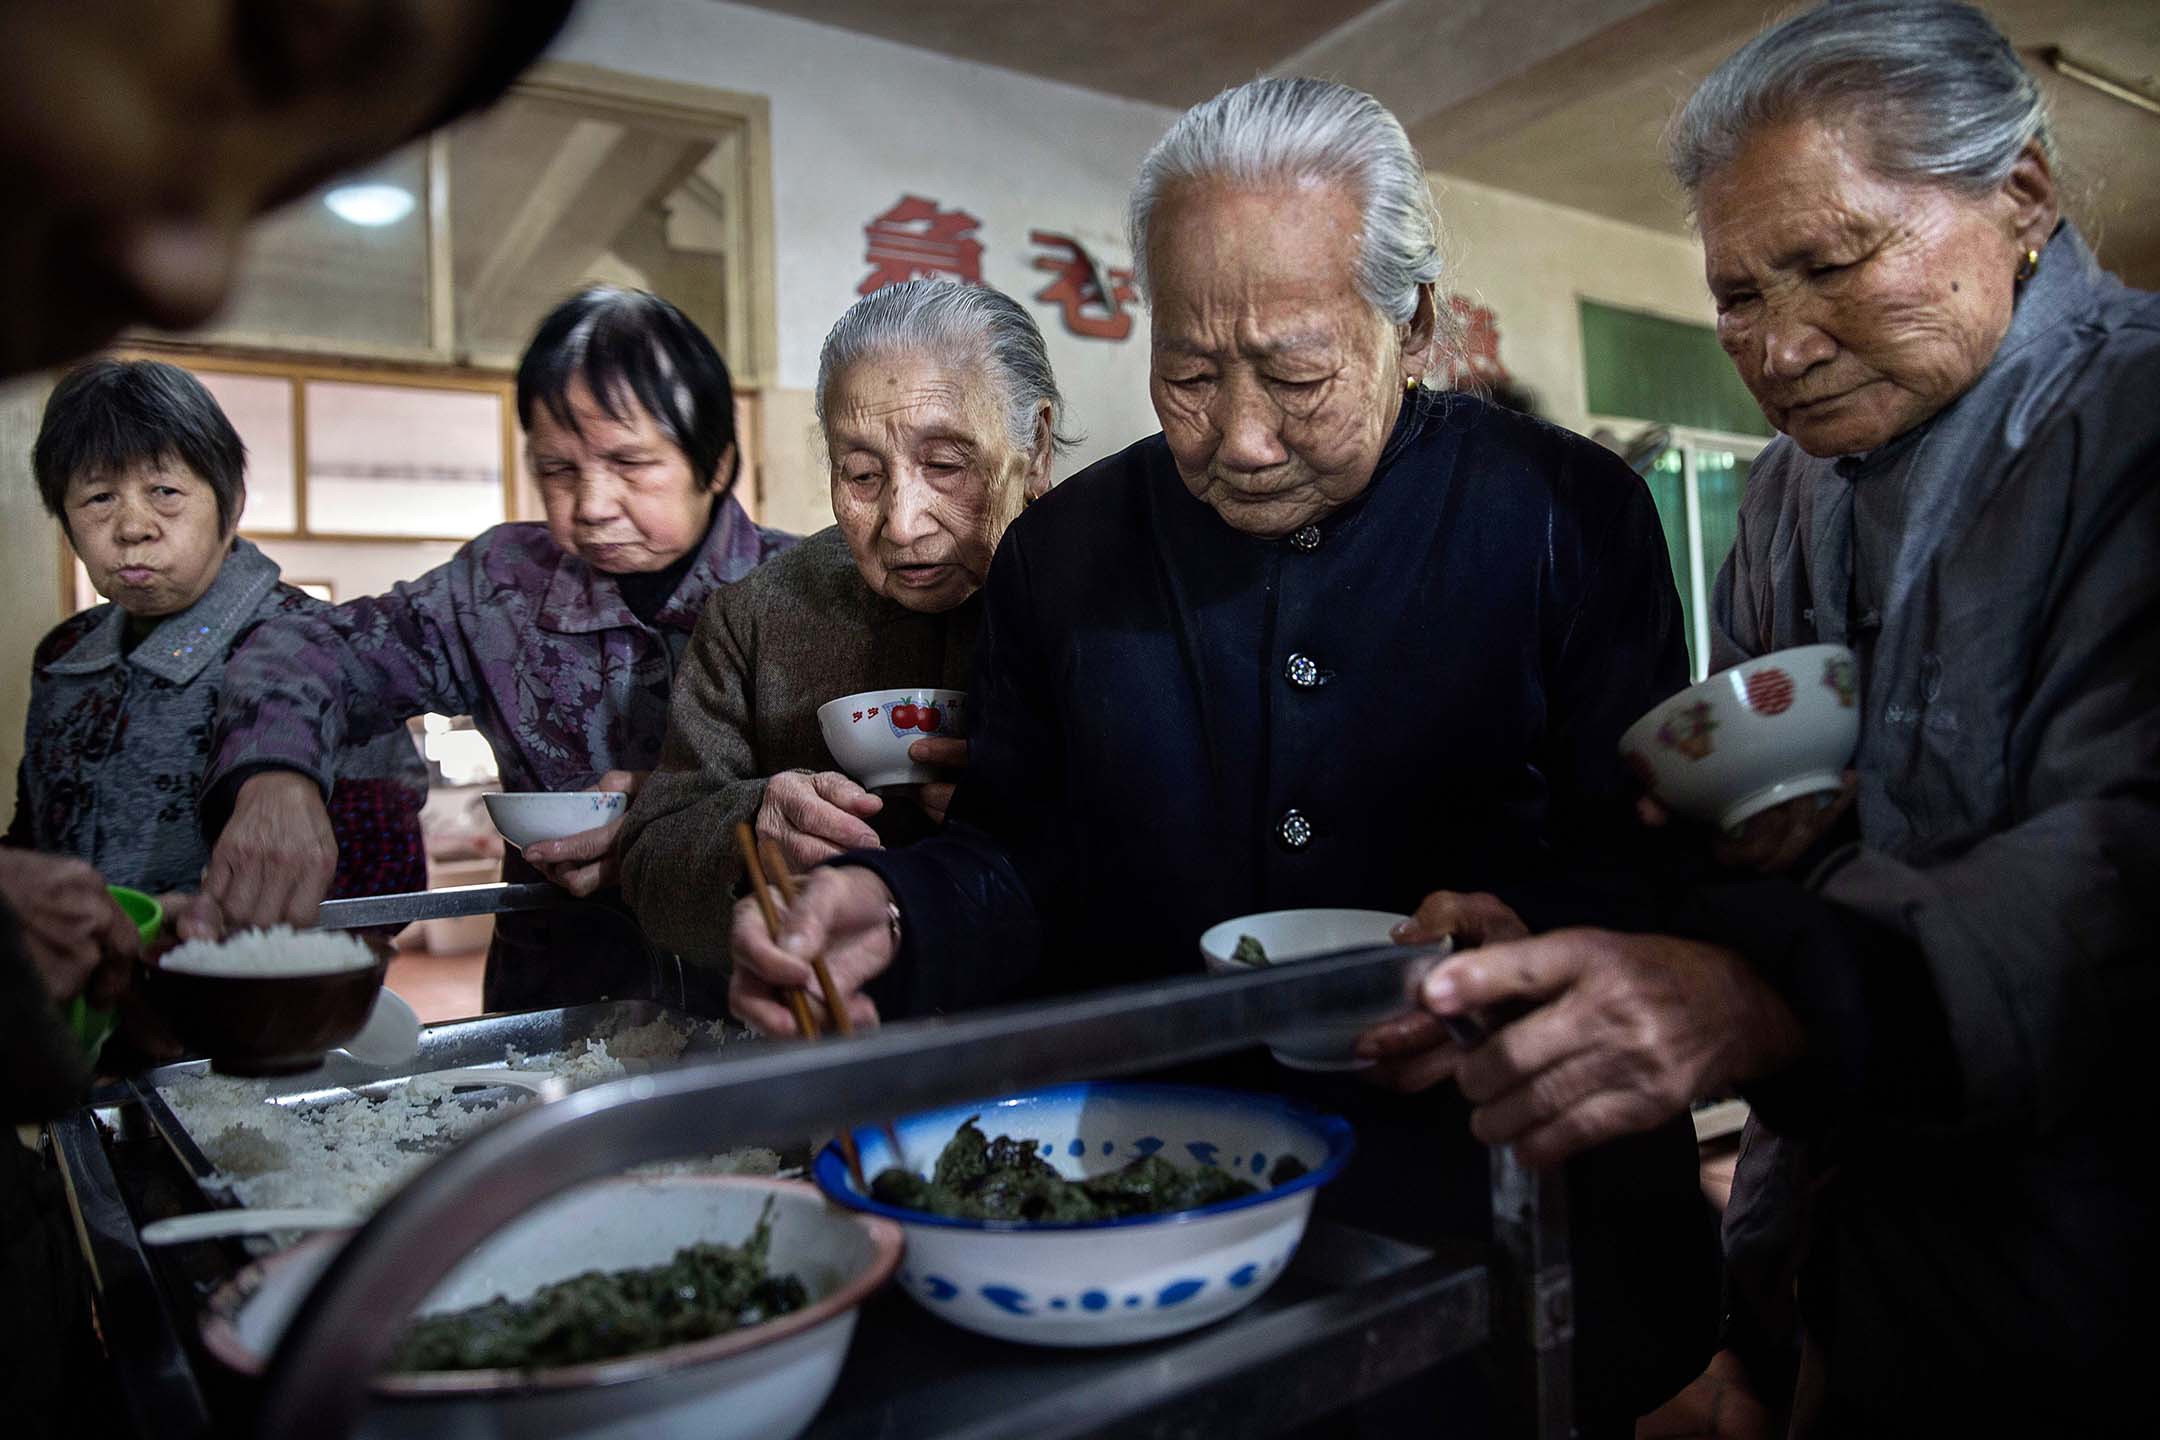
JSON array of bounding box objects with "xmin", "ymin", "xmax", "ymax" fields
[
  {"xmin": 7, "ymin": 357, "xmax": 426, "ymax": 924},
  {"xmin": 204, "ymin": 286, "xmax": 794, "ymax": 1012}
]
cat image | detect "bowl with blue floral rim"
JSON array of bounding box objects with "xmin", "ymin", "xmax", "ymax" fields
[{"xmin": 814, "ymin": 1082, "xmax": 1353, "ymax": 1347}]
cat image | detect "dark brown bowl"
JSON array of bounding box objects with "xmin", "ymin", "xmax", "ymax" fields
[{"xmin": 146, "ymin": 953, "xmax": 388, "ymax": 1076}]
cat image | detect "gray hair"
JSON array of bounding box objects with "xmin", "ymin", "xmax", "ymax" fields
[
  {"xmin": 815, "ymin": 280, "xmax": 1074, "ymax": 458},
  {"xmin": 1127, "ymin": 76, "xmax": 1446, "ymax": 328},
  {"xmin": 1669, "ymin": 1, "xmax": 2054, "ymax": 203}
]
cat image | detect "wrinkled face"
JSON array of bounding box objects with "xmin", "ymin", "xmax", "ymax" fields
[
  {"xmin": 826, "ymin": 349, "xmax": 1052, "ymax": 614},
  {"xmin": 1699, "ymin": 119, "xmax": 2054, "ymax": 457},
  {"xmin": 0, "ymin": 1, "xmax": 513, "ymax": 379},
  {"xmin": 529, "ymin": 378, "xmax": 721, "ymax": 575},
  {"xmin": 1148, "ymin": 178, "xmax": 1417, "ymax": 538},
  {"xmin": 65, "ymin": 458, "xmax": 236, "ymax": 618}
]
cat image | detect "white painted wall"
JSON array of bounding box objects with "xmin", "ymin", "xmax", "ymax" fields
[
  {"xmin": 1430, "ymin": 170, "xmax": 1718, "ymax": 436},
  {"xmin": 550, "ymin": 0, "xmax": 1176, "ymax": 508},
  {"xmin": 0, "ymin": 375, "xmax": 59, "ymax": 823}
]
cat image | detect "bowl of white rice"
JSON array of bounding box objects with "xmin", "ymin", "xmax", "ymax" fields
[{"xmin": 148, "ymin": 927, "xmax": 387, "ymax": 1077}]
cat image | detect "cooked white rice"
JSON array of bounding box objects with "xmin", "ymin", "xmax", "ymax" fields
[
  {"xmin": 161, "ymin": 1028, "xmax": 784, "ymax": 1229},
  {"xmin": 159, "ymin": 925, "xmax": 376, "ymax": 978}
]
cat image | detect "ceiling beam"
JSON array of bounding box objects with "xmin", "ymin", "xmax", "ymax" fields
[{"xmin": 1275, "ymin": 0, "xmax": 1768, "ymax": 168}]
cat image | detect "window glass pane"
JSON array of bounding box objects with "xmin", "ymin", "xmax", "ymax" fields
[
  {"xmin": 188, "ymin": 371, "xmax": 297, "ymax": 534},
  {"xmin": 449, "ymin": 94, "xmax": 732, "ymax": 363},
  {"xmin": 304, "ymin": 381, "xmax": 504, "ymax": 538},
  {"xmin": 1695, "ymin": 448, "xmax": 1749, "ymax": 601},
  {"xmin": 1580, "ymin": 301, "xmax": 1772, "ymax": 437},
  {"xmin": 1641, "ymin": 448, "xmax": 1696, "ymax": 672},
  {"xmin": 154, "ymin": 151, "xmax": 430, "ymax": 352}
]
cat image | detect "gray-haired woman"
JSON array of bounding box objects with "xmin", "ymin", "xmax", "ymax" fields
[
  {"xmin": 729, "ymin": 78, "xmax": 1717, "ymax": 1429},
  {"xmin": 1394, "ymin": 4, "xmax": 2160, "ymax": 1434},
  {"xmin": 620, "ymin": 280, "xmax": 1062, "ymax": 968}
]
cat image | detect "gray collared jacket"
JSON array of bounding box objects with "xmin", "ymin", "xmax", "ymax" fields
[{"xmin": 1700, "ymin": 223, "xmax": 2160, "ymax": 1428}]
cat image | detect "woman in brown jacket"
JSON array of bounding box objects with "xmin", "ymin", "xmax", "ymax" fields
[{"xmin": 619, "ymin": 280, "xmax": 1064, "ymax": 974}]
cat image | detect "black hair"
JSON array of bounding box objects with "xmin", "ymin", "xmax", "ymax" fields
[
  {"xmin": 33, "ymin": 359, "xmax": 247, "ymax": 534},
  {"xmin": 515, "ymin": 286, "xmax": 741, "ymax": 494}
]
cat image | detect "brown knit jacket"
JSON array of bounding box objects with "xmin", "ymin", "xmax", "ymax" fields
[{"xmin": 619, "ymin": 526, "xmax": 978, "ymax": 969}]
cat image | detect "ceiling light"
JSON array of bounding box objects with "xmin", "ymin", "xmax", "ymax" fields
[{"xmin": 323, "ymin": 183, "xmax": 416, "ymax": 227}]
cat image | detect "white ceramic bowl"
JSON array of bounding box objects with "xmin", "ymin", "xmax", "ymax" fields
[
  {"xmin": 1619, "ymin": 643, "xmax": 1859, "ymax": 831},
  {"xmin": 482, "ymin": 791, "xmax": 627, "ymax": 850},
  {"xmin": 815, "ymin": 687, "xmax": 966, "ymax": 789},
  {"xmin": 817, "ymin": 1083, "xmax": 1352, "ymax": 1348},
  {"xmin": 201, "ymin": 1176, "xmax": 902, "ymax": 1440},
  {"xmin": 1198, "ymin": 909, "xmax": 1436, "ymax": 1072}
]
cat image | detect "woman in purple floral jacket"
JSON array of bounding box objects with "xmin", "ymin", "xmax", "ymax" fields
[{"xmin": 204, "ymin": 288, "xmax": 792, "ymax": 1012}]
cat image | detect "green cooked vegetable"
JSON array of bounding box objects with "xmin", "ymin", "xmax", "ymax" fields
[
  {"xmin": 1232, "ymin": 934, "xmax": 1270, "ymax": 967},
  {"xmin": 870, "ymin": 1117, "xmax": 1309, "ymax": 1223},
  {"xmin": 387, "ymin": 1197, "xmax": 807, "ymax": 1372}
]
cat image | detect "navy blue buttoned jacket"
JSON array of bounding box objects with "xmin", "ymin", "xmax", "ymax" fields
[{"xmin": 854, "ymin": 393, "xmax": 1718, "ymax": 1421}]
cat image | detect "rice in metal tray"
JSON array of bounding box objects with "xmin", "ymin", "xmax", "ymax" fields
[{"xmin": 162, "ymin": 1029, "xmax": 783, "ymax": 1225}]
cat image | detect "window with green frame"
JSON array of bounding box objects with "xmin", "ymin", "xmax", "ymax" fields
[
  {"xmin": 1579, "ymin": 300, "xmax": 1771, "ymax": 438},
  {"xmin": 1579, "ymin": 301, "xmax": 1770, "ymax": 677}
]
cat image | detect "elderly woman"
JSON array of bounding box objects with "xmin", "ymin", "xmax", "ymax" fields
[
  {"xmin": 7, "ymin": 359, "xmax": 426, "ymax": 927},
  {"xmin": 619, "ymin": 281, "xmax": 1059, "ymax": 966},
  {"xmin": 1397, "ymin": 4, "xmax": 2160, "ymax": 1433},
  {"xmin": 204, "ymin": 286, "xmax": 793, "ymax": 1012},
  {"xmin": 732, "ymin": 79, "xmax": 1716, "ymax": 1427}
]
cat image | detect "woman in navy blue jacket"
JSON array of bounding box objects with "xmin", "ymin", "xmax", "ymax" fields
[{"xmin": 731, "ymin": 77, "xmax": 1717, "ymax": 1431}]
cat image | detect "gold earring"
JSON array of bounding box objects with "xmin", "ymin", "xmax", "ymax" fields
[
  {"xmin": 2015, "ymin": 248, "xmax": 2040, "ymax": 282},
  {"xmin": 1404, "ymin": 373, "xmax": 1420, "ymax": 393}
]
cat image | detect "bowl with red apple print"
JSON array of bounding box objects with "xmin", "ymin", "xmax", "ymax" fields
[
  {"xmin": 818, "ymin": 688, "xmax": 968, "ymax": 789},
  {"xmin": 1619, "ymin": 643, "xmax": 1858, "ymax": 831}
]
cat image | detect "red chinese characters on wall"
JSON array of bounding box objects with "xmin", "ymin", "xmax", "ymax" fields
[
  {"xmin": 858, "ymin": 195, "xmax": 985, "ymax": 294},
  {"xmin": 1434, "ymin": 295, "xmax": 1512, "ymax": 388},
  {"xmin": 1028, "ymin": 230, "xmax": 1138, "ymax": 341}
]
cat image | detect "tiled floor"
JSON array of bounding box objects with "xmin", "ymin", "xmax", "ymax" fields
[{"xmin": 385, "ymin": 945, "xmax": 487, "ymax": 1024}]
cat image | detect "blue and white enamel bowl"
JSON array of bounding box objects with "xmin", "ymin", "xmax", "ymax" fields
[{"xmin": 815, "ymin": 1083, "xmax": 1353, "ymax": 1347}]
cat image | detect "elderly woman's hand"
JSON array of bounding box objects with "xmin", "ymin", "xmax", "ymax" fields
[
  {"xmin": 156, "ymin": 890, "xmax": 225, "ymax": 945},
  {"xmin": 908, "ymin": 736, "xmax": 968, "ymax": 825},
  {"xmin": 1418, "ymin": 928, "xmax": 1804, "ymax": 1167},
  {"xmin": 206, "ymin": 770, "xmax": 338, "ymax": 929},
  {"xmin": 728, "ymin": 865, "xmax": 894, "ymax": 1035},
  {"xmin": 524, "ymin": 770, "xmax": 644, "ymax": 897},
  {"xmin": 1638, "ymin": 772, "xmax": 1858, "ymax": 874},
  {"xmin": 1355, "ymin": 891, "xmax": 1530, "ymax": 1092},
  {"xmin": 0, "ymin": 850, "xmax": 138, "ymax": 1005},
  {"xmin": 756, "ymin": 771, "xmax": 883, "ymax": 873}
]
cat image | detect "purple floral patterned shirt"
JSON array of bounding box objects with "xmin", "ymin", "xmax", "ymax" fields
[
  {"xmin": 203, "ymin": 498, "xmax": 791, "ymax": 1013},
  {"xmin": 207, "ymin": 498, "xmax": 792, "ymax": 798}
]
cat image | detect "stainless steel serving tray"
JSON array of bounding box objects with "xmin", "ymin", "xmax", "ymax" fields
[{"xmin": 115, "ymin": 1000, "xmax": 771, "ymax": 1224}]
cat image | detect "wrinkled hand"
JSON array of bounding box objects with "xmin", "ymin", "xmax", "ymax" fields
[
  {"xmin": 0, "ymin": 850, "xmax": 137, "ymax": 1005},
  {"xmin": 1419, "ymin": 928, "xmax": 1803, "ymax": 1167},
  {"xmin": 1358, "ymin": 892, "xmax": 1531, "ymax": 1093},
  {"xmin": 524, "ymin": 770, "xmax": 645, "ymax": 897},
  {"xmin": 156, "ymin": 890, "xmax": 225, "ymax": 945},
  {"xmin": 1638, "ymin": 771, "xmax": 1857, "ymax": 874},
  {"xmin": 1637, "ymin": 1351, "xmax": 1776, "ymax": 1440},
  {"xmin": 908, "ymin": 736, "xmax": 968, "ymax": 825},
  {"xmin": 728, "ymin": 865, "xmax": 894, "ymax": 1036},
  {"xmin": 205, "ymin": 770, "xmax": 337, "ymax": 928},
  {"xmin": 756, "ymin": 770, "xmax": 883, "ymax": 872}
]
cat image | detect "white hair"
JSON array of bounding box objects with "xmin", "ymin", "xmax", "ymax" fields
[
  {"xmin": 1670, "ymin": 1, "xmax": 2055, "ymax": 204},
  {"xmin": 1127, "ymin": 76, "xmax": 1447, "ymax": 330},
  {"xmin": 814, "ymin": 280, "xmax": 1074, "ymax": 457}
]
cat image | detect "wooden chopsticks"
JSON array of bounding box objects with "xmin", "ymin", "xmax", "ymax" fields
[{"xmin": 735, "ymin": 822, "xmax": 881, "ymax": 1192}]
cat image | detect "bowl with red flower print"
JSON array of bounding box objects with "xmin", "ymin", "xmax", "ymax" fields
[
  {"xmin": 817, "ymin": 688, "xmax": 967, "ymax": 789},
  {"xmin": 1619, "ymin": 643, "xmax": 1859, "ymax": 831}
]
